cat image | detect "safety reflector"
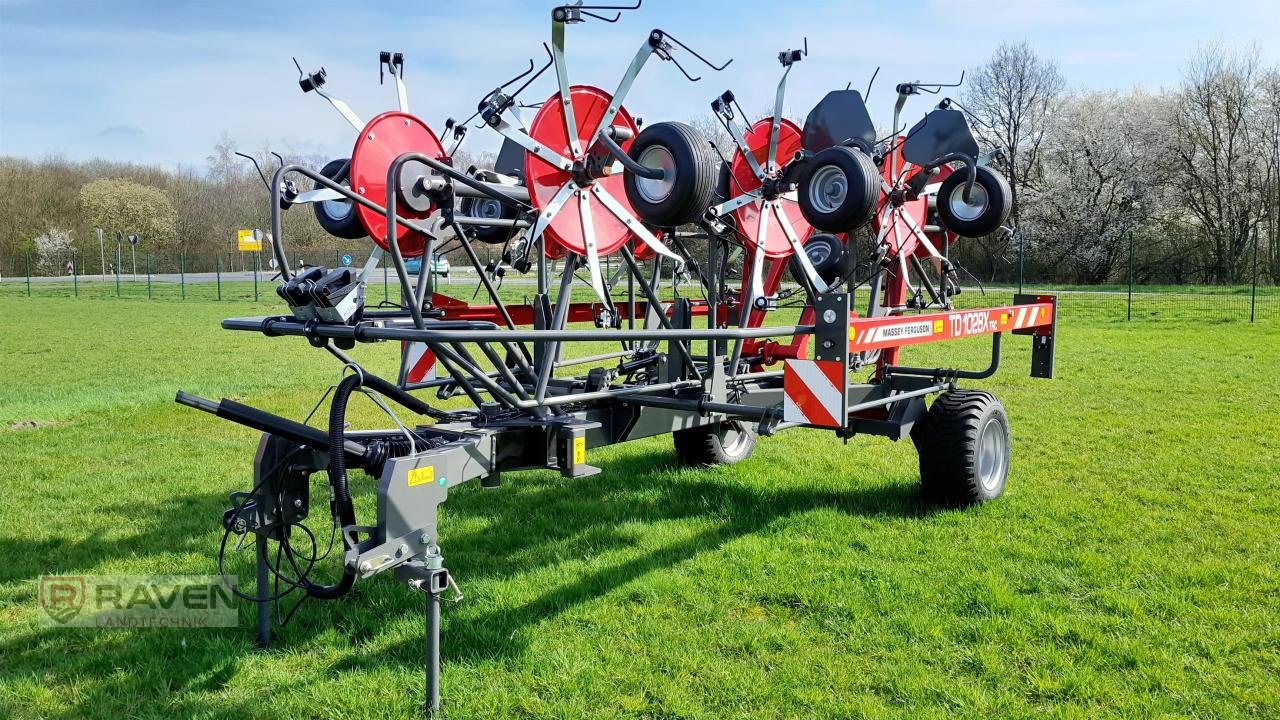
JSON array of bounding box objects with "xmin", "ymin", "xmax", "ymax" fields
[
  {"xmin": 402, "ymin": 342, "xmax": 437, "ymax": 384},
  {"xmin": 783, "ymin": 359, "xmax": 846, "ymax": 428}
]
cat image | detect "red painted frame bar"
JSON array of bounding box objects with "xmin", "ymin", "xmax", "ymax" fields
[{"xmin": 849, "ymin": 303, "xmax": 1055, "ymax": 353}]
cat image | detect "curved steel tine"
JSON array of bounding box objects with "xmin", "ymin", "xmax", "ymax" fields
[
  {"xmin": 270, "ymin": 152, "xmax": 285, "ymax": 170},
  {"xmin": 668, "ymin": 55, "xmax": 701, "ymax": 83},
  {"xmin": 507, "ymin": 43, "xmax": 554, "ymax": 101},
  {"xmin": 663, "ymin": 32, "xmax": 733, "ymax": 72},
  {"xmin": 581, "ymin": 9, "xmax": 622, "ymax": 22},
  {"xmin": 235, "ymin": 152, "xmax": 271, "ymax": 191}
]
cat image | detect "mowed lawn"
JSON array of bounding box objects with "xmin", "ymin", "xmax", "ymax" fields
[{"xmin": 0, "ymin": 289, "xmax": 1277, "ymax": 719}]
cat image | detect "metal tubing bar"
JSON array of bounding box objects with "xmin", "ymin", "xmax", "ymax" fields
[
  {"xmin": 619, "ymin": 247, "xmax": 702, "ymax": 380},
  {"xmin": 516, "ymin": 379, "xmax": 699, "ymax": 409},
  {"xmin": 595, "ymin": 130, "xmax": 663, "ymax": 179},
  {"xmin": 554, "ymin": 348, "xmax": 635, "ymax": 368},
  {"xmin": 223, "ymin": 316, "xmax": 812, "ymax": 343},
  {"xmin": 885, "ymin": 333, "xmax": 1002, "ymax": 380},
  {"xmin": 535, "ymin": 255, "xmax": 580, "ymax": 404}
]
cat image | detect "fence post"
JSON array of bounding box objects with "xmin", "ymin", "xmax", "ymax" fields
[
  {"xmin": 1127, "ymin": 233, "xmax": 1134, "ymax": 322},
  {"xmin": 147, "ymin": 256, "xmax": 153, "ymax": 299},
  {"xmin": 335, "ymin": 249, "xmax": 340, "ymax": 269},
  {"xmin": 216, "ymin": 255, "xmax": 222, "ymax": 301},
  {"xmin": 72, "ymin": 252, "xmax": 78, "ymax": 297},
  {"xmin": 1251, "ymin": 224, "xmax": 1259, "ymax": 323},
  {"xmin": 115, "ymin": 247, "xmax": 121, "ymax": 297},
  {"xmin": 253, "ymin": 253, "xmax": 260, "ymax": 302},
  {"xmin": 180, "ymin": 253, "xmax": 186, "ymax": 300},
  {"xmin": 25, "ymin": 253, "xmax": 31, "ymax": 297},
  {"xmin": 383, "ymin": 261, "xmax": 389, "ymax": 302}
]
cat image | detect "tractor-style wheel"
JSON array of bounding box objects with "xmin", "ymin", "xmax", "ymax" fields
[
  {"xmin": 936, "ymin": 166, "xmax": 1012, "ymax": 238},
  {"xmin": 459, "ymin": 196, "xmax": 518, "ymax": 245},
  {"xmin": 789, "ymin": 233, "xmax": 854, "ymax": 288},
  {"xmin": 623, "ymin": 121, "xmax": 718, "ymax": 228},
  {"xmin": 673, "ymin": 420, "xmax": 757, "ymax": 466},
  {"xmin": 911, "ymin": 390, "xmax": 1010, "ymax": 505},
  {"xmin": 312, "ymin": 159, "xmax": 367, "ymax": 240},
  {"xmin": 796, "ymin": 145, "xmax": 880, "ymax": 233}
]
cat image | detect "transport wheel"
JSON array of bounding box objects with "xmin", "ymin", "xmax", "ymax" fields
[
  {"xmin": 312, "ymin": 159, "xmax": 368, "ymax": 240},
  {"xmin": 459, "ymin": 195, "xmax": 518, "ymax": 244},
  {"xmin": 936, "ymin": 166, "xmax": 1012, "ymax": 238},
  {"xmin": 796, "ymin": 145, "xmax": 880, "ymax": 233},
  {"xmin": 911, "ymin": 390, "xmax": 1010, "ymax": 505},
  {"xmin": 623, "ymin": 121, "xmax": 718, "ymax": 228},
  {"xmin": 789, "ymin": 233, "xmax": 854, "ymax": 288},
  {"xmin": 673, "ymin": 420, "xmax": 757, "ymax": 466}
]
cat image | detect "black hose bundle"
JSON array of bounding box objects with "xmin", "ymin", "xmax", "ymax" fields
[{"xmin": 296, "ymin": 372, "xmax": 363, "ymax": 599}]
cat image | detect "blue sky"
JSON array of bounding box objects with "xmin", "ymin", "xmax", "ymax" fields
[{"xmin": 1, "ymin": 0, "xmax": 1276, "ymax": 169}]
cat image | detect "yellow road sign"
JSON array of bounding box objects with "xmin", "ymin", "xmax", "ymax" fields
[{"xmin": 237, "ymin": 229, "xmax": 261, "ymax": 251}]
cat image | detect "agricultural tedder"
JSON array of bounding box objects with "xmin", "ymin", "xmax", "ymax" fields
[{"xmin": 176, "ymin": 3, "xmax": 1057, "ymax": 715}]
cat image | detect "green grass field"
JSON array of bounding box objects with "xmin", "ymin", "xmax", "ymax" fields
[{"xmin": 1, "ymin": 289, "xmax": 1277, "ymax": 719}]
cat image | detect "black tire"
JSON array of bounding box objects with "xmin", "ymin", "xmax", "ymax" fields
[
  {"xmin": 789, "ymin": 233, "xmax": 854, "ymax": 287},
  {"xmin": 911, "ymin": 390, "xmax": 1010, "ymax": 505},
  {"xmin": 935, "ymin": 166, "xmax": 1012, "ymax": 238},
  {"xmin": 459, "ymin": 195, "xmax": 519, "ymax": 245},
  {"xmin": 673, "ymin": 420, "xmax": 757, "ymax": 466},
  {"xmin": 796, "ymin": 145, "xmax": 880, "ymax": 233},
  {"xmin": 623, "ymin": 122, "xmax": 718, "ymax": 228},
  {"xmin": 312, "ymin": 159, "xmax": 367, "ymax": 240}
]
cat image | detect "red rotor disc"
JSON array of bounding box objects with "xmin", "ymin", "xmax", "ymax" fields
[
  {"xmin": 729, "ymin": 118, "xmax": 811, "ymax": 259},
  {"xmin": 524, "ymin": 85, "xmax": 641, "ymax": 258},
  {"xmin": 349, "ymin": 111, "xmax": 445, "ymax": 258}
]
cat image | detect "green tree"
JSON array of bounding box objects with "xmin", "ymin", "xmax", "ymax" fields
[{"xmin": 78, "ymin": 178, "xmax": 179, "ymax": 252}]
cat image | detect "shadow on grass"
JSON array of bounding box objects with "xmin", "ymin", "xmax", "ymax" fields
[{"xmin": 0, "ymin": 443, "xmax": 932, "ymax": 718}]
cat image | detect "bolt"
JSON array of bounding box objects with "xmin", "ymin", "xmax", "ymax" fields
[
  {"xmin": 368, "ymin": 133, "xmax": 376, "ymax": 141},
  {"xmin": 403, "ymin": 119, "xmax": 410, "ymax": 126},
  {"xmin": 396, "ymin": 543, "xmax": 409, "ymax": 558},
  {"xmin": 293, "ymin": 498, "xmax": 303, "ymax": 508},
  {"xmin": 419, "ymin": 532, "xmax": 430, "ymax": 545},
  {"xmin": 822, "ymin": 339, "xmax": 835, "ymax": 349},
  {"xmin": 359, "ymin": 561, "xmax": 372, "ymax": 573},
  {"xmin": 358, "ymin": 186, "xmax": 366, "ymax": 194}
]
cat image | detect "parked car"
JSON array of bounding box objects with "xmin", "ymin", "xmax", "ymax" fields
[{"xmin": 403, "ymin": 253, "xmax": 450, "ymax": 278}]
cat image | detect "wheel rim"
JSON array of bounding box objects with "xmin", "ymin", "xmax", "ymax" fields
[
  {"xmin": 469, "ymin": 198, "xmax": 503, "ymax": 220},
  {"xmin": 976, "ymin": 416, "xmax": 1008, "ymax": 491},
  {"xmin": 719, "ymin": 423, "xmax": 750, "ymax": 457},
  {"xmin": 808, "ymin": 164, "xmax": 848, "ymax": 214},
  {"xmin": 805, "ymin": 240, "xmax": 833, "ymax": 267},
  {"xmin": 948, "ymin": 182, "xmax": 989, "ymax": 222},
  {"xmin": 634, "ymin": 145, "xmax": 677, "ymax": 203},
  {"xmin": 321, "ymin": 184, "xmax": 353, "ymax": 222}
]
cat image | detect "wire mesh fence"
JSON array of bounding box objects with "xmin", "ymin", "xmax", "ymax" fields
[{"xmin": 2, "ymin": 251, "xmax": 1276, "ymax": 323}]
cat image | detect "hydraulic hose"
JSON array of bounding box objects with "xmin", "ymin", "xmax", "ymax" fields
[{"xmin": 302, "ymin": 372, "xmax": 363, "ymax": 599}]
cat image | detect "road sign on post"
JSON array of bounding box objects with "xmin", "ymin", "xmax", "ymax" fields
[{"xmin": 238, "ymin": 229, "xmax": 262, "ymax": 252}]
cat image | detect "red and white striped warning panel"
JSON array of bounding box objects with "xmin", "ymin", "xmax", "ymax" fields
[
  {"xmin": 401, "ymin": 342, "xmax": 437, "ymax": 384},
  {"xmin": 783, "ymin": 359, "xmax": 847, "ymax": 428},
  {"xmin": 848, "ymin": 302, "xmax": 1054, "ymax": 352}
]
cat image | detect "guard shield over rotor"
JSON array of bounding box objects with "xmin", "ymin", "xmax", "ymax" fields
[
  {"xmin": 901, "ymin": 108, "xmax": 979, "ymax": 168},
  {"xmin": 731, "ymin": 117, "xmax": 811, "ymax": 259},
  {"xmin": 349, "ymin": 111, "xmax": 446, "ymax": 258},
  {"xmin": 802, "ymin": 90, "xmax": 876, "ymax": 154}
]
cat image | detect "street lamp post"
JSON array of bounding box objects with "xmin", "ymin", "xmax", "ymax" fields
[{"xmin": 96, "ymin": 228, "xmax": 106, "ymax": 280}]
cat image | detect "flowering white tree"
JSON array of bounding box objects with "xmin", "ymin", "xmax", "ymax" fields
[{"xmin": 33, "ymin": 228, "xmax": 75, "ymax": 275}]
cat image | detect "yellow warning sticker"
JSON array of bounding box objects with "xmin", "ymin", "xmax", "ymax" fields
[
  {"xmin": 573, "ymin": 436, "xmax": 586, "ymax": 465},
  {"xmin": 932, "ymin": 319, "xmax": 944, "ymax": 334},
  {"xmin": 407, "ymin": 465, "xmax": 434, "ymax": 487},
  {"xmin": 1000, "ymin": 313, "xmax": 1009, "ymax": 325}
]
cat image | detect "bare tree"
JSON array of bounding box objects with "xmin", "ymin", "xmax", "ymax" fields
[
  {"xmin": 1169, "ymin": 44, "xmax": 1268, "ymax": 284},
  {"xmin": 962, "ymin": 41, "xmax": 1065, "ymax": 279}
]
